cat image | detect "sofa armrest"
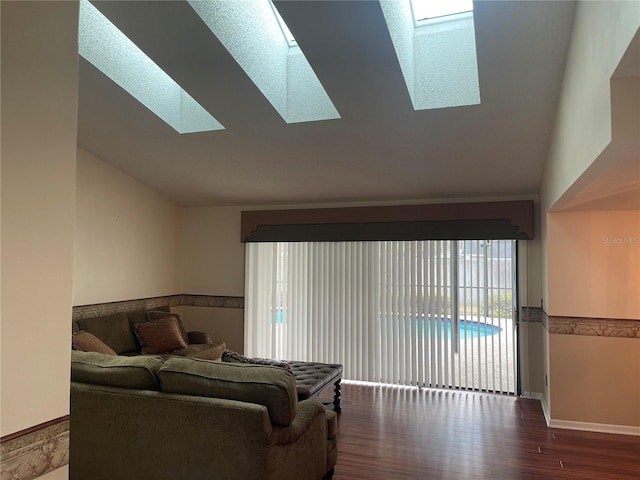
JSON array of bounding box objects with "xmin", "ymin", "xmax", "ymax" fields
[
  {"xmin": 324, "ymin": 409, "xmax": 338, "ymax": 472},
  {"xmin": 269, "ymin": 399, "xmax": 325, "ymax": 445},
  {"xmin": 187, "ymin": 331, "xmax": 213, "ymax": 344}
]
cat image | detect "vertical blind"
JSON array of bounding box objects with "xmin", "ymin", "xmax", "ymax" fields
[{"xmin": 245, "ymin": 240, "xmax": 517, "ymax": 393}]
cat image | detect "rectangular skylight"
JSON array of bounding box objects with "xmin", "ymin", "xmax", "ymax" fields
[
  {"xmin": 381, "ymin": 0, "xmax": 480, "ymax": 110},
  {"xmin": 78, "ymin": 0, "xmax": 224, "ymax": 134},
  {"xmin": 189, "ymin": 0, "xmax": 340, "ymax": 124},
  {"xmin": 270, "ymin": 0, "xmax": 297, "ymax": 47},
  {"xmin": 411, "ymin": 0, "xmax": 473, "ymax": 22}
]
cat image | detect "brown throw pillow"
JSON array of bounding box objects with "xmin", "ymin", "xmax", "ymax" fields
[
  {"xmin": 146, "ymin": 310, "xmax": 188, "ymax": 343},
  {"xmin": 72, "ymin": 331, "xmax": 117, "ymax": 356},
  {"xmin": 134, "ymin": 317, "xmax": 187, "ymax": 354}
]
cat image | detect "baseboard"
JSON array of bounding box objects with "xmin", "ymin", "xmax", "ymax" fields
[
  {"xmin": 521, "ymin": 393, "xmax": 639, "ymax": 436},
  {"xmin": 540, "ymin": 395, "xmax": 551, "ymax": 426},
  {"xmin": 522, "ymin": 391, "xmax": 543, "ymax": 401},
  {"xmin": 548, "ymin": 419, "xmax": 640, "ymax": 436}
]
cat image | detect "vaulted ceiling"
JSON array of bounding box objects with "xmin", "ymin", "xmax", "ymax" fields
[{"xmin": 77, "ymin": 0, "xmax": 578, "ymax": 207}]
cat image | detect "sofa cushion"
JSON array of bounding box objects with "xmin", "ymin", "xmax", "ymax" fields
[
  {"xmin": 72, "ymin": 331, "xmax": 117, "ymax": 355},
  {"xmin": 134, "ymin": 317, "xmax": 187, "ymax": 354},
  {"xmin": 71, "ymin": 350, "xmax": 163, "ymax": 390},
  {"xmin": 187, "ymin": 331, "xmax": 213, "ymax": 345},
  {"xmin": 76, "ymin": 313, "xmax": 138, "ymax": 354},
  {"xmin": 127, "ymin": 309, "xmax": 150, "ymax": 327},
  {"xmin": 166, "ymin": 342, "xmax": 226, "ymax": 361},
  {"xmin": 159, "ymin": 357, "xmax": 298, "ymax": 426},
  {"xmin": 147, "ymin": 310, "xmax": 188, "ymax": 343},
  {"xmin": 126, "ymin": 310, "xmax": 149, "ymax": 350},
  {"xmin": 127, "ymin": 307, "xmax": 171, "ymax": 331}
]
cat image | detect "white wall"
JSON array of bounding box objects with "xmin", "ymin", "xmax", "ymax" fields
[
  {"xmin": 541, "ymin": 1, "xmax": 640, "ymax": 214},
  {"xmin": 1, "ymin": 1, "xmax": 79, "ymax": 436},
  {"xmin": 73, "ymin": 148, "xmax": 183, "ymax": 305}
]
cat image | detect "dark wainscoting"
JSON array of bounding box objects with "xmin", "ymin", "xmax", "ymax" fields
[
  {"xmin": 73, "ymin": 301, "xmax": 639, "ymax": 338},
  {"xmin": 73, "ymin": 294, "xmax": 244, "ymax": 320},
  {"xmin": 549, "ymin": 315, "xmax": 640, "ymax": 338},
  {"xmin": 526, "ymin": 307, "xmax": 639, "ymax": 338},
  {"xmin": 0, "ymin": 416, "xmax": 69, "ymax": 480}
]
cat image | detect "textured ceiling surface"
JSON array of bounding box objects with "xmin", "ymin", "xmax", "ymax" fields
[{"xmin": 78, "ymin": 0, "xmax": 578, "ymax": 207}]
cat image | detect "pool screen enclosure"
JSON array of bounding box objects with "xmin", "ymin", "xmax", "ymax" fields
[{"xmin": 245, "ymin": 240, "xmax": 518, "ymax": 394}]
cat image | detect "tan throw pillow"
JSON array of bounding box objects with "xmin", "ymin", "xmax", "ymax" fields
[
  {"xmin": 134, "ymin": 317, "xmax": 187, "ymax": 354},
  {"xmin": 72, "ymin": 331, "xmax": 117, "ymax": 356}
]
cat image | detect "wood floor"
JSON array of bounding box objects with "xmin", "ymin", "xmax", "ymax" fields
[{"xmin": 318, "ymin": 382, "xmax": 640, "ymax": 480}]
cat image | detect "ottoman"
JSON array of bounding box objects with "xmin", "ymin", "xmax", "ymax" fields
[{"xmin": 289, "ymin": 361, "xmax": 343, "ymax": 412}]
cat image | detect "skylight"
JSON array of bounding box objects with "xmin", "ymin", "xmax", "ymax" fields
[
  {"xmin": 188, "ymin": 0, "xmax": 340, "ymax": 124},
  {"xmin": 411, "ymin": 0, "xmax": 473, "ymax": 22},
  {"xmin": 380, "ymin": 0, "xmax": 480, "ymax": 110},
  {"xmin": 270, "ymin": 1, "xmax": 297, "ymax": 47},
  {"xmin": 78, "ymin": 0, "xmax": 223, "ymax": 134}
]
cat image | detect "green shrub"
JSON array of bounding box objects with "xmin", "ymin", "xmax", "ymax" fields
[{"xmin": 489, "ymin": 291, "xmax": 514, "ymax": 318}]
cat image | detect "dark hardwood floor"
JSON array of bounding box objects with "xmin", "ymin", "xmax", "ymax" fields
[{"xmin": 318, "ymin": 382, "xmax": 640, "ymax": 480}]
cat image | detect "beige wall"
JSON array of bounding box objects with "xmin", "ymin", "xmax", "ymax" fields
[
  {"xmin": 183, "ymin": 201, "xmax": 544, "ymax": 381},
  {"xmin": 520, "ymin": 199, "xmax": 543, "ymax": 308},
  {"xmin": 1, "ymin": 1, "xmax": 79, "ymax": 436},
  {"xmin": 546, "ymin": 211, "xmax": 639, "ymax": 428},
  {"xmin": 73, "ymin": 148, "xmax": 183, "ymax": 305},
  {"xmin": 520, "ymin": 321, "xmax": 545, "ymax": 398},
  {"xmin": 180, "ymin": 207, "xmax": 245, "ymax": 351},
  {"xmin": 182, "ymin": 200, "xmax": 542, "ymax": 300},
  {"xmin": 540, "ymin": 1, "xmax": 640, "ymax": 428},
  {"xmin": 550, "ymin": 334, "xmax": 640, "ymax": 427},
  {"xmin": 173, "ymin": 305, "xmax": 244, "ymax": 353},
  {"xmin": 548, "ymin": 210, "xmax": 640, "ymax": 319},
  {"xmin": 518, "ymin": 200, "xmax": 545, "ymax": 398},
  {"xmin": 181, "ymin": 206, "xmax": 245, "ymax": 297}
]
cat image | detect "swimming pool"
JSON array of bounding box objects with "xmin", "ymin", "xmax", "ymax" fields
[
  {"xmin": 272, "ymin": 311, "xmax": 502, "ymax": 339},
  {"xmin": 421, "ymin": 318, "xmax": 502, "ymax": 339}
]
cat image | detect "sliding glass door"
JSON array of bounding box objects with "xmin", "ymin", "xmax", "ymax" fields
[{"xmin": 245, "ymin": 240, "xmax": 517, "ymax": 394}]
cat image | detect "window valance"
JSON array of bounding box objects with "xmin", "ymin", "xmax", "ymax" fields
[{"xmin": 241, "ymin": 200, "xmax": 534, "ymax": 242}]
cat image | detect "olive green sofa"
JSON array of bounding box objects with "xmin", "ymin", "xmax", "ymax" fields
[
  {"xmin": 70, "ymin": 351, "xmax": 337, "ymax": 480},
  {"xmin": 72, "ymin": 308, "xmax": 226, "ymax": 360}
]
